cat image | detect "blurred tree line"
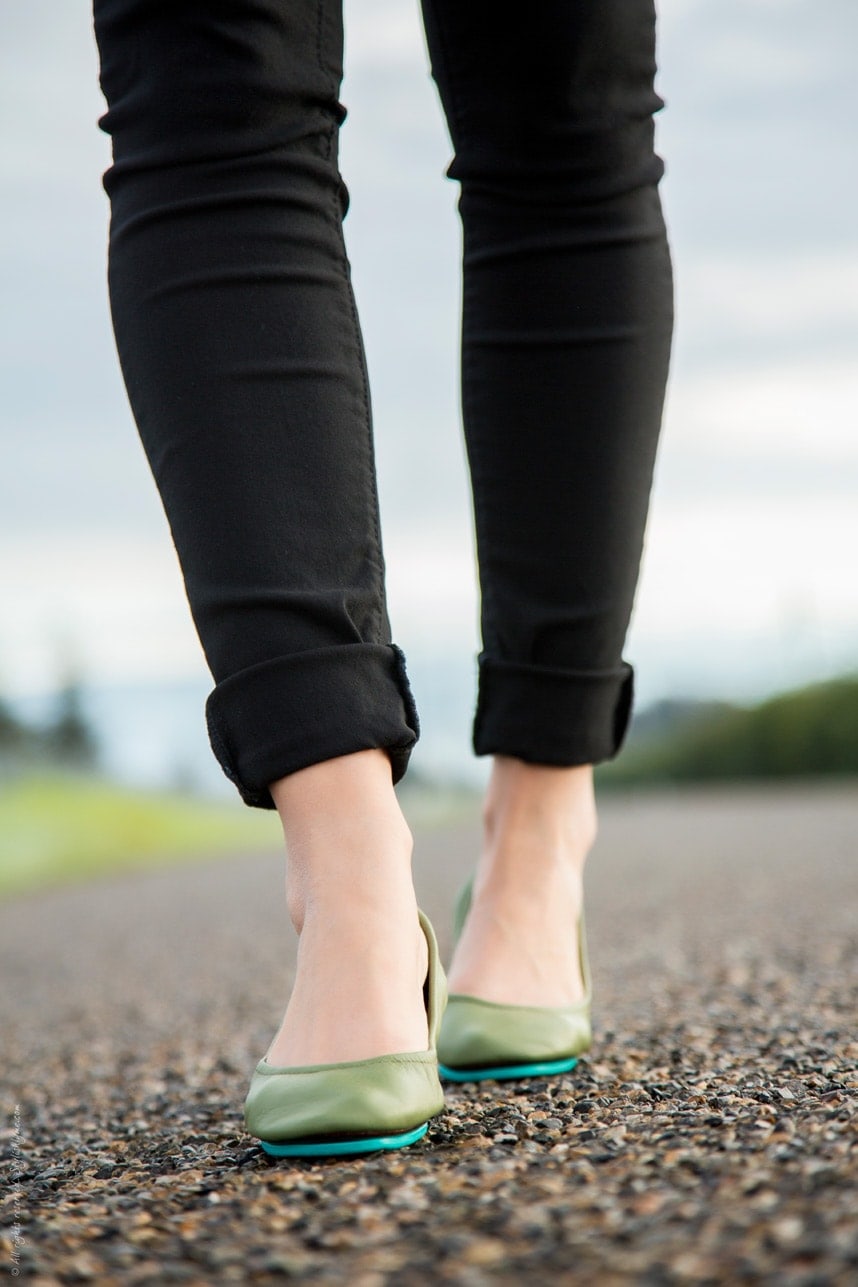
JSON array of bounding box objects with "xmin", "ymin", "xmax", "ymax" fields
[
  {"xmin": 0, "ymin": 679, "xmax": 99, "ymax": 774},
  {"xmin": 599, "ymin": 674, "xmax": 858, "ymax": 786},
  {"xmin": 3, "ymin": 670, "xmax": 857, "ymax": 788}
]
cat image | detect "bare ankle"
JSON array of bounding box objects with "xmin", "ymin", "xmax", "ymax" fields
[
  {"xmin": 482, "ymin": 757, "xmax": 597, "ymax": 873},
  {"xmin": 269, "ymin": 749, "xmax": 414, "ymax": 933}
]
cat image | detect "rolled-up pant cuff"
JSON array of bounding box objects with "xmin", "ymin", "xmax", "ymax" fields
[
  {"xmin": 473, "ymin": 655, "xmax": 634, "ymax": 766},
  {"xmin": 205, "ymin": 643, "xmax": 420, "ymax": 809}
]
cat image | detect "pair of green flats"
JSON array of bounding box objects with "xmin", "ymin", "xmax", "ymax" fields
[{"xmin": 244, "ymin": 890, "xmax": 591, "ymax": 1159}]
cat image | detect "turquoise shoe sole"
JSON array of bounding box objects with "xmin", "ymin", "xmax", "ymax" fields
[
  {"xmin": 438, "ymin": 1056, "xmax": 578, "ymax": 1084},
  {"xmin": 260, "ymin": 1122, "xmax": 429, "ymax": 1159}
]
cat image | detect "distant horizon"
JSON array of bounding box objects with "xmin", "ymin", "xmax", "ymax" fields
[{"xmin": 7, "ymin": 656, "xmax": 857, "ymax": 799}]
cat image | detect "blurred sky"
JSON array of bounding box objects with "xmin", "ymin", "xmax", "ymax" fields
[{"xmin": 3, "ymin": 0, "xmax": 858, "ymax": 722}]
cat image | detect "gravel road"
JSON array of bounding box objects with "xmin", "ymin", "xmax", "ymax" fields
[{"xmin": 2, "ymin": 784, "xmax": 857, "ymax": 1284}]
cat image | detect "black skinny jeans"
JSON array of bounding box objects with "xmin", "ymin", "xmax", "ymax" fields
[{"xmin": 93, "ymin": 0, "xmax": 673, "ymax": 808}]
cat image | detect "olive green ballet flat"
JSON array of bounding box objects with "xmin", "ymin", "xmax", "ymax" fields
[
  {"xmin": 437, "ymin": 880, "xmax": 591, "ymax": 1083},
  {"xmin": 244, "ymin": 910, "xmax": 447, "ymax": 1158}
]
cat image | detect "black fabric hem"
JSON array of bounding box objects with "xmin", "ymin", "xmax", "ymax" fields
[
  {"xmin": 473, "ymin": 654, "xmax": 634, "ymax": 766},
  {"xmin": 206, "ymin": 642, "xmax": 420, "ymax": 809}
]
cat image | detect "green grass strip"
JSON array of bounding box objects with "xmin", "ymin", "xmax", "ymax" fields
[{"xmin": 0, "ymin": 772, "xmax": 279, "ymax": 899}]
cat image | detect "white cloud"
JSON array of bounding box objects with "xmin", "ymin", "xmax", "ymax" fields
[
  {"xmin": 680, "ymin": 253, "xmax": 858, "ymax": 344},
  {"xmin": 1, "ymin": 535, "xmax": 205, "ymax": 695},
  {"xmin": 627, "ymin": 489, "xmax": 858, "ymax": 701},
  {"xmin": 636, "ymin": 493, "xmax": 858, "ymax": 635},
  {"xmin": 345, "ymin": 0, "xmax": 426, "ymax": 69},
  {"xmin": 663, "ymin": 358, "xmax": 858, "ymax": 464}
]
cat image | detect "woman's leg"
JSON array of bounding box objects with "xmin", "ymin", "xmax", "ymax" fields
[
  {"xmin": 420, "ymin": 0, "xmax": 673, "ymax": 1002},
  {"xmin": 93, "ymin": 0, "xmax": 419, "ymax": 808},
  {"xmin": 93, "ymin": 0, "xmax": 426, "ymax": 1063}
]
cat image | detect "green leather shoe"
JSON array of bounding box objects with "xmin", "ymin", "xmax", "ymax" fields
[
  {"xmin": 244, "ymin": 910, "xmax": 446, "ymax": 1158},
  {"xmin": 437, "ymin": 880, "xmax": 591, "ymax": 1083}
]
